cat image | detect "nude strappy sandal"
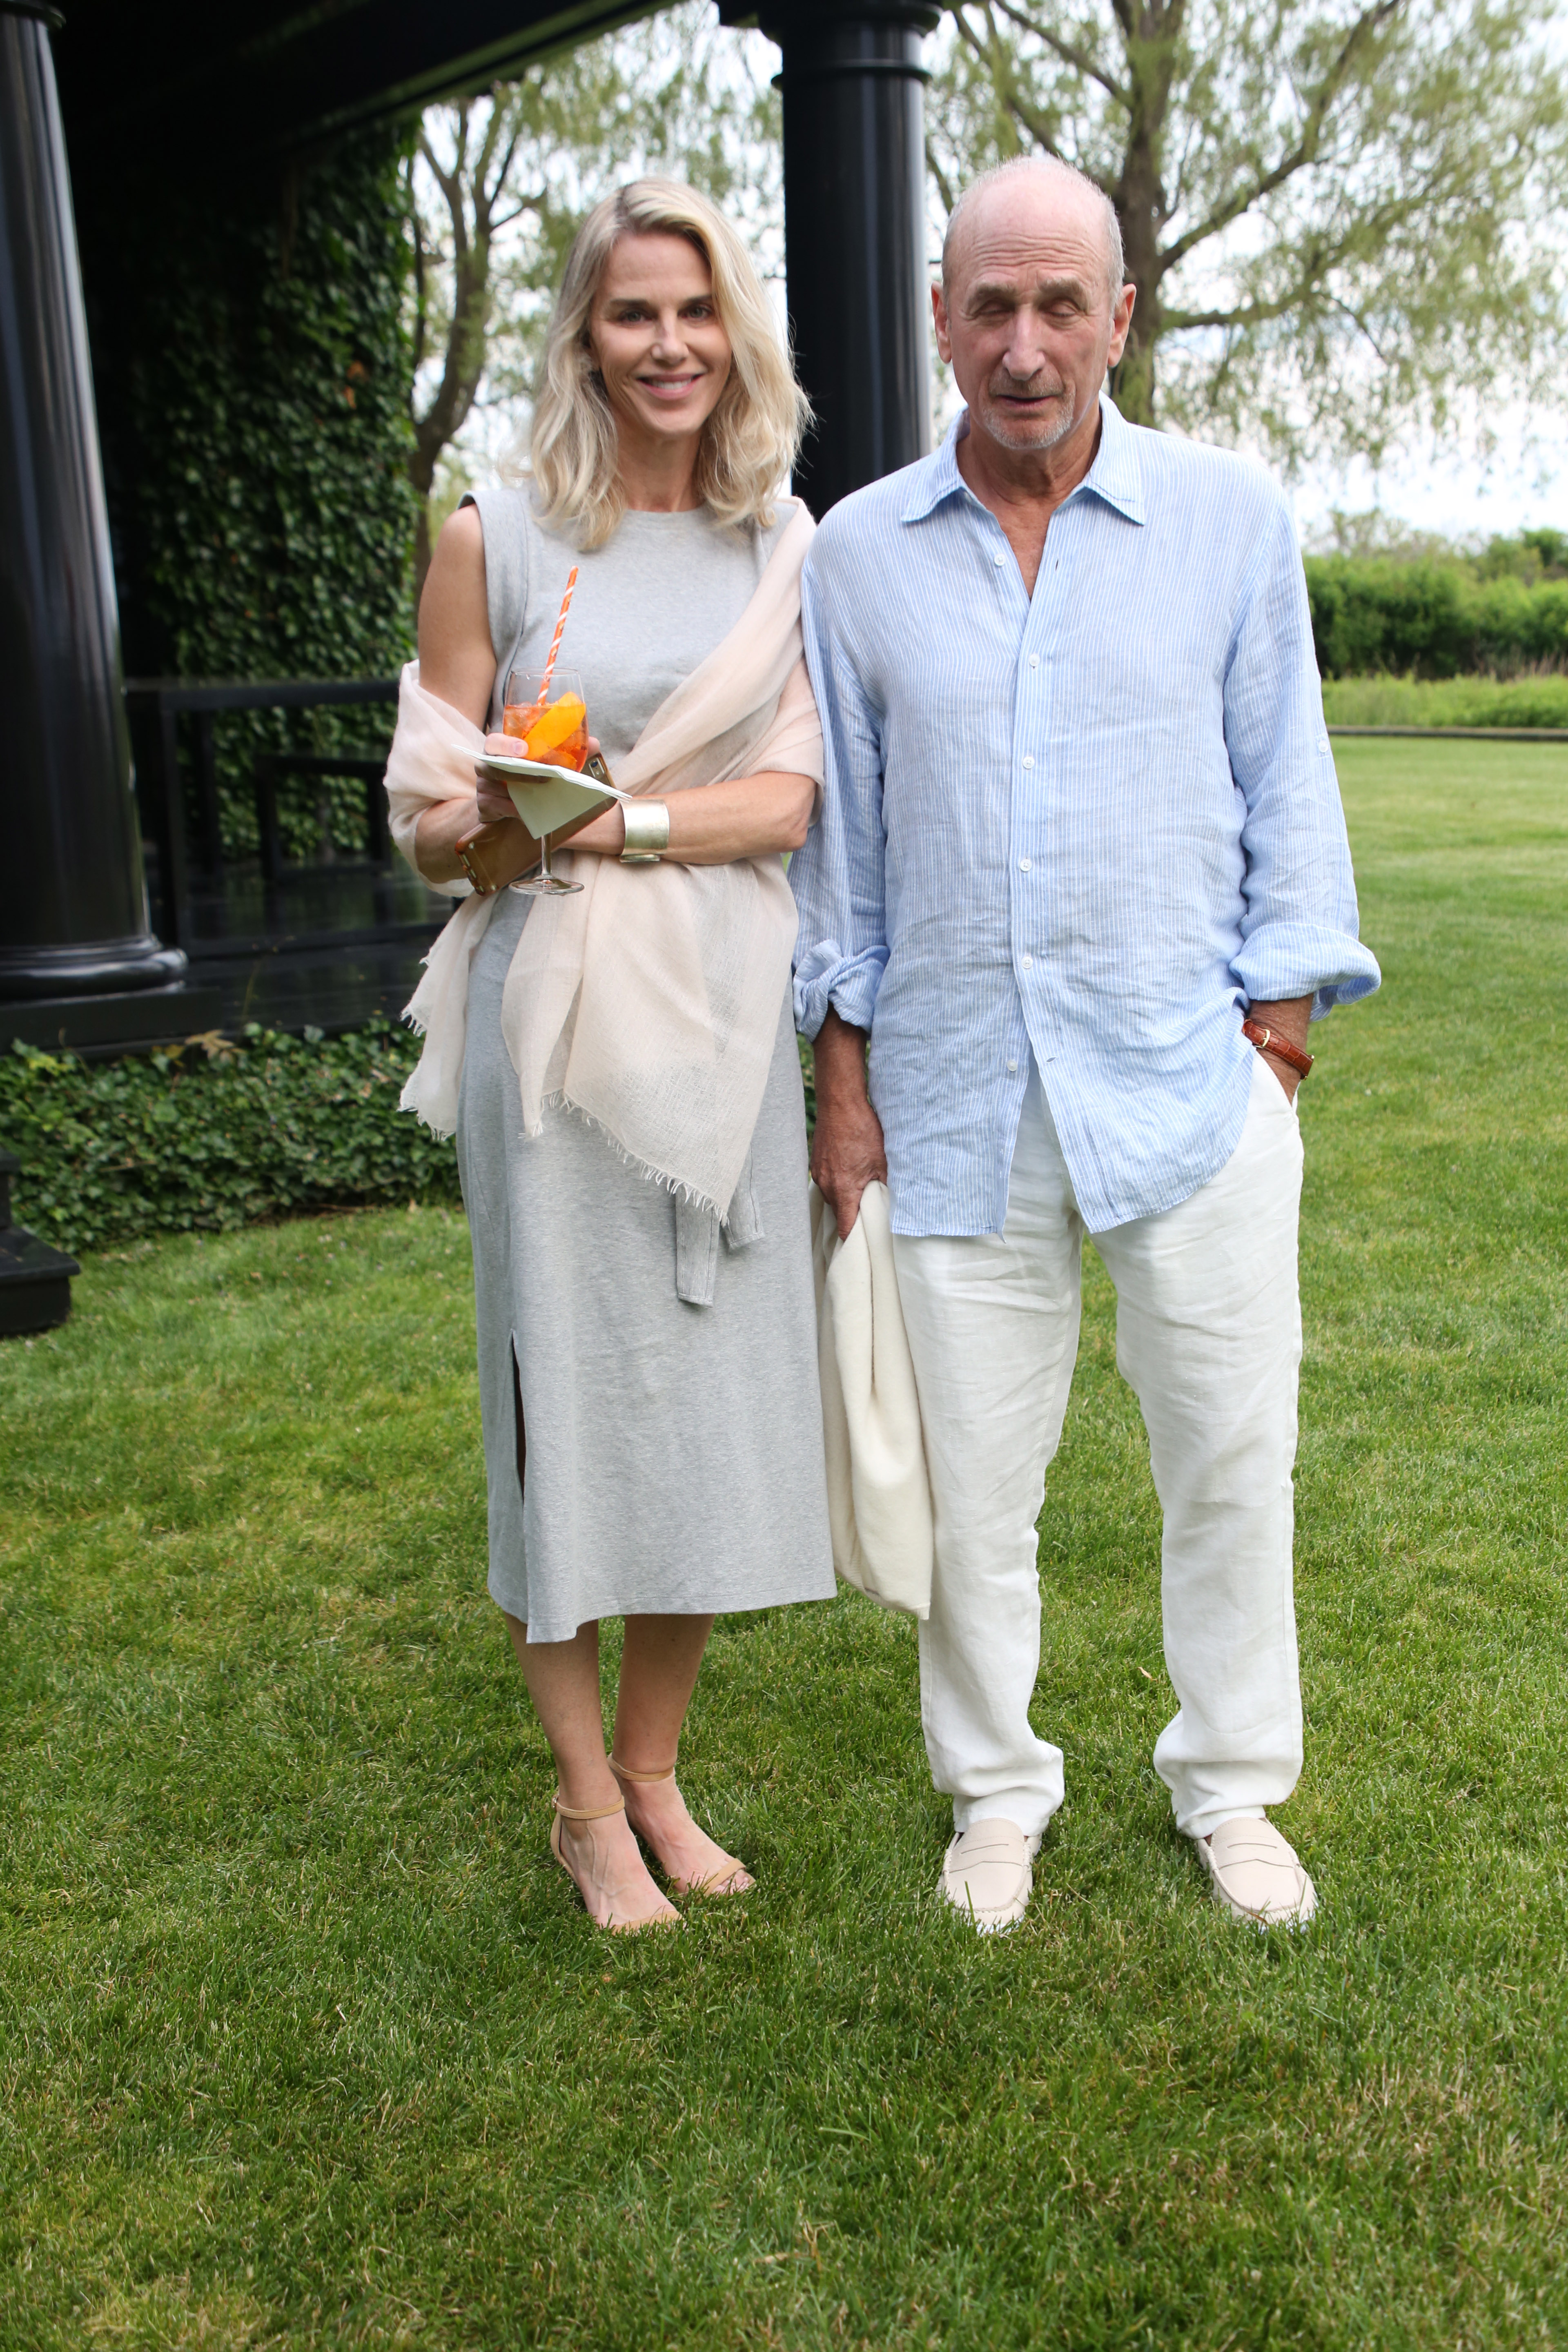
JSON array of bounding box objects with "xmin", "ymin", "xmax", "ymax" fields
[
  {"xmin": 548, "ymin": 1792, "xmax": 677, "ymax": 1934},
  {"xmin": 608, "ymin": 1755, "xmax": 753, "ymax": 1898}
]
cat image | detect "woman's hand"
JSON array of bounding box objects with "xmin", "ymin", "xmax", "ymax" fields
[
  {"xmin": 474, "ymin": 732, "xmax": 604, "ymax": 824},
  {"xmin": 474, "ymin": 748, "xmax": 516, "ymax": 826}
]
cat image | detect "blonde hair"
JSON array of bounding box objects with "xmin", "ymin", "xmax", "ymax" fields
[{"xmin": 526, "ymin": 179, "xmax": 809, "ymax": 549}]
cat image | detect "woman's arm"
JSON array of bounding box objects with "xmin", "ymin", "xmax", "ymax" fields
[
  {"xmin": 426, "ymin": 504, "xmax": 815, "ymax": 869},
  {"xmin": 472, "ymin": 757, "xmax": 816, "ymax": 864},
  {"xmin": 413, "ymin": 506, "xmax": 512, "ymax": 888}
]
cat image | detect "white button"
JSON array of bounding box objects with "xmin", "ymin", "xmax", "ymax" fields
[
  {"xmin": 1029, "ymin": 655, "xmax": 1039, "ymax": 669},
  {"xmin": 993, "ymin": 552, "xmax": 1005, "ymax": 566},
  {"xmin": 1018, "ymin": 856, "xmax": 1031, "ymax": 871},
  {"xmin": 1022, "ymin": 755, "xmax": 1035, "ymax": 769},
  {"xmin": 1007, "ymin": 1059, "xmax": 1019, "ymax": 1074},
  {"xmin": 1020, "ymin": 953, "xmax": 1033, "ymax": 969}
]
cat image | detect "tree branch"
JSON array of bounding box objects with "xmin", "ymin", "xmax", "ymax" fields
[
  {"xmin": 987, "ymin": 0, "xmax": 1129, "ymax": 103},
  {"xmin": 1156, "ymin": 0, "xmax": 1405, "ymax": 273},
  {"xmin": 928, "ymin": 141, "xmax": 957, "ymax": 215},
  {"xmin": 408, "ymin": 197, "xmax": 428, "ymax": 390},
  {"xmin": 950, "ymin": 10, "xmax": 1033, "ymax": 156},
  {"xmin": 952, "ymin": 8, "xmax": 1116, "ymax": 182},
  {"xmin": 488, "ymin": 125, "xmax": 524, "ymax": 207},
  {"xmin": 417, "ymin": 130, "xmax": 470, "ymax": 269},
  {"xmin": 1163, "ymin": 290, "xmax": 1314, "ymax": 332}
]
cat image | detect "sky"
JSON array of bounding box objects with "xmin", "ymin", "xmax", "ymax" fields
[{"xmin": 1288, "ymin": 415, "xmax": 1564, "ymax": 546}]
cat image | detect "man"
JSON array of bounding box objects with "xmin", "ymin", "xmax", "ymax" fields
[{"xmin": 791, "ymin": 155, "xmax": 1379, "ymax": 1934}]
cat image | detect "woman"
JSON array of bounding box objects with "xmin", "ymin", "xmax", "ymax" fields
[{"xmin": 385, "ymin": 181, "xmax": 835, "ymax": 1933}]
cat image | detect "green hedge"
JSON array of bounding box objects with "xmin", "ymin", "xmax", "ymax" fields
[
  {"xmin": 2, "ymin": 1025, "xmax": 458, "ymax": 1255},
  {"xmin": 74, "ymin": 131, "xmax": 418, "ymax": 860},
  {"xmin": 1, "ymin": 1026, "xmax": 820, "ymax": 1257},
  {"xmin": 1304, "ymin": 558, "xmax": 1568, "ymax": 679}
]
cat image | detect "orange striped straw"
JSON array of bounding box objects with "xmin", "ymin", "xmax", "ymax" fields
[{"xmin": 540, "ymin": 566, "xmax": 579, "ymax": 695}]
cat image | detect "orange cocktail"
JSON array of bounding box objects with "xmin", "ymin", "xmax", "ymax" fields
[
  {"xmin": 497, "ymin": 664, "xmax": 591, "ymax": 899},
  {"xmin": 503, "ymin": 686, "xmax": 588, "ymax": 771}
]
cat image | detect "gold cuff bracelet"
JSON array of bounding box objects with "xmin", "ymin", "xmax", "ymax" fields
[{"xmin": 620, "ymin": 799, "xmax": 670, "ymax": 864}]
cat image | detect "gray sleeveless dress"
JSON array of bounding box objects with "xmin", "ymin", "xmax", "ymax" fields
[{"xmin": 454, "ymin": 487, "xmax": 836, "ymax": 1644}]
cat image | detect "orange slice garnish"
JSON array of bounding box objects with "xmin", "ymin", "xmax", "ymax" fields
[{"xmin": 524, "ymin": 693, "xmax": 587, "ymax": 760}]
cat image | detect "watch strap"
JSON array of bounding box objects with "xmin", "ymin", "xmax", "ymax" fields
[{"xmin": 1242, "ymin": 1019, "xmax": 1314, "ymax": 1078}]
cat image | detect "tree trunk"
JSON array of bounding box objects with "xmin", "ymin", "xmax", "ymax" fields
[
  {"xmin": 1111, "ymin": 282, "xmax": 1160, "ymax": 423},
  {"xmin": 1109, "ymin": 3, "xmax": 1179, "ymax": 425},
  {"xmin": 407, "ymin": 240, "xmax": 491, "ymax": 610},
  {"xmin": 408, "ymin": 409, "xmax": 443, "ymax": 612},
  {"xmin": 412, "ymin": 498, "xmax": 434, "ymax": 619}
]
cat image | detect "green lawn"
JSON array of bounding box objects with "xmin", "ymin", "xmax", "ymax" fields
[{"xmin": 2, "ymin": 739, "xmax": 1566, "ymax": 2350}]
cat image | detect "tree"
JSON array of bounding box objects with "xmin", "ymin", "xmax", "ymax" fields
[
  {"xmin": 927, "ymin": 0, "xmax": 1568, "ymax": 466},
  {"xmin": 405, "ymin": 94, "xmax": 535, "ymax": 595},
  {"xmin": 405, "ymin": 5, "xmax": 780, "ymax": 595}
]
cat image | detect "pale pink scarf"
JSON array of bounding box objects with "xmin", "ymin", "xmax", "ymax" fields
[{"xmin": 384, "ymin": 499, "xmax": 820, "ymax": 1219}]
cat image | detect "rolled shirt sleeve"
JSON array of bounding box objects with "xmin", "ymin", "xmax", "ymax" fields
[
  {"xmin": 790, "ymin": 562, "xmax": 890, "ymax": 1040},
  {"xmin": 1224, "ymin": 498, "xmax": 1382, "ymax": 1018}
]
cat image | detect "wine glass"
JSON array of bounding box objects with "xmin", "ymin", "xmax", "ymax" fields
[{"xmin": 502, "ymin": 666, "xmax": 589, "ymax": 898}]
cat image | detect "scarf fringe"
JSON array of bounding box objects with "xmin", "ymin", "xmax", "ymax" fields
[{"xmin": 398, "ymin": 1007, "xmax": 457, "ymax": 1140}]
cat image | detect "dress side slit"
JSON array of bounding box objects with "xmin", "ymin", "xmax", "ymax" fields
[{"xmin": 511, "ymin": 1336, "xmax": 527, "ymax": 1501}]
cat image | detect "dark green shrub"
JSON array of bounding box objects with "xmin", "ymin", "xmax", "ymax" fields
[
  {"xmin": 1, "ymin": 1025, "xmax": 458, "ymax": 1254},
  {"xmin": 1304, "ymin": 557, "xmax": 1568, "ymax": 679}
]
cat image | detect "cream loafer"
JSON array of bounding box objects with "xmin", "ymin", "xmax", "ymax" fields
[
  {"xmin": 940, "ymin": 1819, "xmax": 1034, "ymax": 1935},
  {"xmin": 1199, "ymin": 1815, "xmax": 1317, "ymax": 1927}
]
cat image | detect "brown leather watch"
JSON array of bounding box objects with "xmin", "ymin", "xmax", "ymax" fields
[{"xmin": 1242, "ymin": 1019, "xmax": 1314, "ymax": 1080}]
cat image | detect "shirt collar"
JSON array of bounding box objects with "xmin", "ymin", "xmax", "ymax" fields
[
  {"xmin": 900, "ymin": 416, "xmax": 968, "ymax": 523},
  {"xmin": 900, "ymin": 391, "xmax": 1146, "ymax": 527},
  {"xmin": 1081, "ymin": 391, "xmax": 1145, "ymax": 524}
]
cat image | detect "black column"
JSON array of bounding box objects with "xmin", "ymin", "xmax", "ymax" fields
[
  {"xmin": 740, "ymin": 0, "xmax": 939, "ymax": 515},
  {"xmin": 0, "ymin": 4, "xmax": 183, "ymax": 999}
]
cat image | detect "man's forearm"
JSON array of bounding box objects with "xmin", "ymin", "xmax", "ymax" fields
[
  {"xmin": 1249, "ymin": 996, "xmax": 1312, "ymax": 1056},
  {"xmin": 1247, "ymin": 994, "xmax": 1314, "ymax": 1101},
  {"xmin": 813, "ymin": 1007, "xmax": 873, "ymax": 1108},
  {"xmin": 810, "ymin": 1009, "xmax": 887, "ymax": 1238}
]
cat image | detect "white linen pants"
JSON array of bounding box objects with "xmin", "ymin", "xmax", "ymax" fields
[{"xmin": 891, "ymin": 1051, "xmax": 1305, "ymax": 1843}]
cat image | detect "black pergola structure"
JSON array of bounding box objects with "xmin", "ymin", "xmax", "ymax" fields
[{"xmin": 0, "ymin": 0, "xmax": 938, "ymax": 1062}]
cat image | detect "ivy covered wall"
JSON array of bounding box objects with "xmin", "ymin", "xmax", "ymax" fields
[{"xmin": 71, "ymin": 130, "xmax": 419, "ymax": 857}]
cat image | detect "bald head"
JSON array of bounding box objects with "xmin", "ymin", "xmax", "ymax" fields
[
  {"xmin": 942, "ymin": 156, "xmax": 1125, "ymax": 311},
  {"xmin": 930, "ymin": 154, "xmax": 1135, "ymax": 470}
]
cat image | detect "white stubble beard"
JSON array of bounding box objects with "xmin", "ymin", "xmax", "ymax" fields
[{"xmin": 980, "ymin": 379, "xmax": 1082, "ymax": 454}]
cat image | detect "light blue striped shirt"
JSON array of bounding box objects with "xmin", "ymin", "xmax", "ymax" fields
[{"xmin": 791, "ymin": 396, "xmax": 1381, "ymax": 1238}]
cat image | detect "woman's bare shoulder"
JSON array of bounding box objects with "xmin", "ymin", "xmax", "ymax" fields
[{"xmin": 434, "ymin": 499, "xmax": 486, "ymax": 568}]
